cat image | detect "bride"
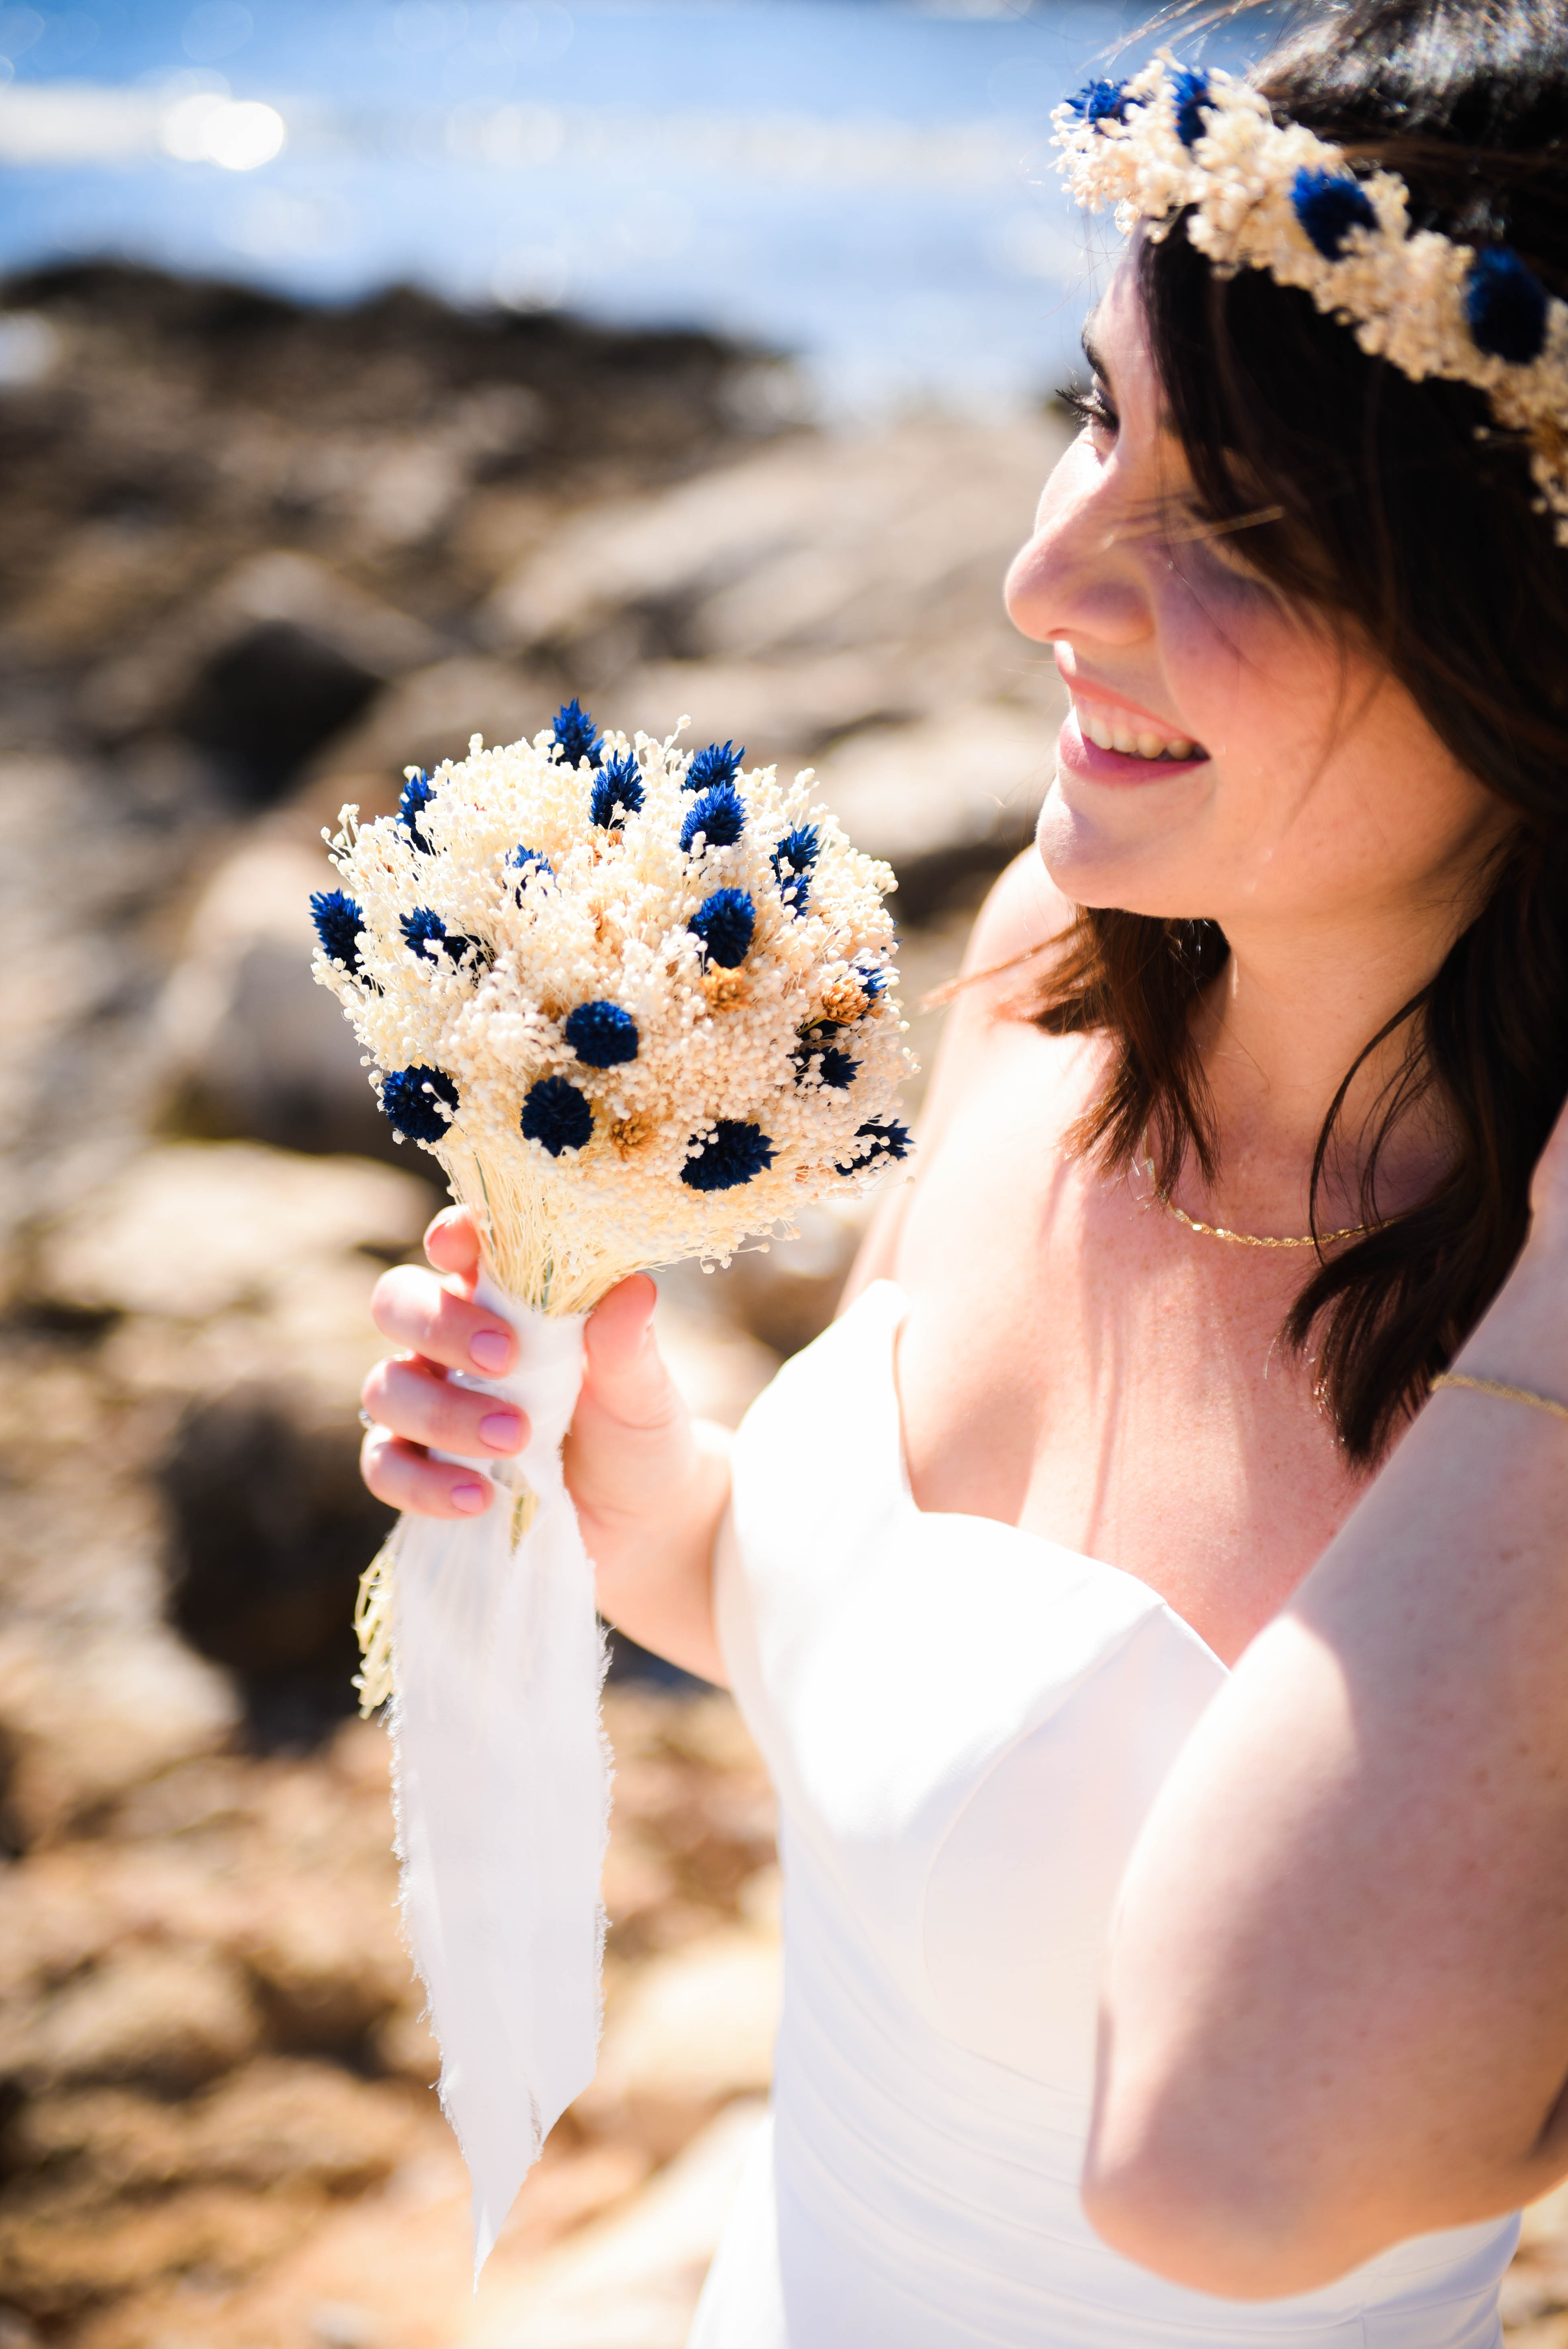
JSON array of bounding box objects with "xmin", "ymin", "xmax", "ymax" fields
[{"xmin": 358, "ymin": 0, "xmax": 1568, "ymax": 2338}]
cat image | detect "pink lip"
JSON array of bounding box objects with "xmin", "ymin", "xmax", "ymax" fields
[{"xmin": 1057, "ymin": 707, "xmax": 1212, "ymax": 787}]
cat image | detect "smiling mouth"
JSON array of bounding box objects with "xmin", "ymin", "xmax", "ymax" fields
[{"xmin": 1074, "ymin": 697, "xmax": 1208, "ymax": 763}]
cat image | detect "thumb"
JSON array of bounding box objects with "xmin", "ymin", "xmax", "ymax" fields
[{"xmin": 581, "ymin": 1274, "xmax": 672, "ymax": 1428}]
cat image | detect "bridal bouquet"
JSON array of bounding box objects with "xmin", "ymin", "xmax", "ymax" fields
[{"xmin": 310, "ymin": 702, "xmax": 910, "ymax": 2271}]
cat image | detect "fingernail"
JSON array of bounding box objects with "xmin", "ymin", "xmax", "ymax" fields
[
  {"xmin": 470, "ymin": 1329, "xmax": 509, "ymax": 1372},
  {"xmin": 479, "ymin": 1410, "xmax": 521, "ymax": 1452},
  {"xmin": 451, "ymin": 1480, "xmax": 490, "ymax": 1514}
]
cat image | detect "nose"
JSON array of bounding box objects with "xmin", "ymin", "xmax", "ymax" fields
[{"xmin": 1004, "ymin": 453, "xmax": 1152, "ymax": 656}]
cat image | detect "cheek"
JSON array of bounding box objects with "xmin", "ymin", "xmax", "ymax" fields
[{"xmin": 1150, "ymin": 562, "xmax": 1312, "ymax": 756}]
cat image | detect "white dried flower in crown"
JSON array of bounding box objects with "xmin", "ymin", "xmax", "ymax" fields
[{"xmin": 1053, "ymin": 56, "xmax": 1568, "ymax": 544}]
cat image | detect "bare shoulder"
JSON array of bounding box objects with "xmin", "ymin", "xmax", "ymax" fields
[
  {"xmin": 840, "ymin": 851, "xmax": 1077, "ymax": 1306},
  {"xmin": 957, "ymin": 848, "xmax": 1075, "ymax": 1003}
]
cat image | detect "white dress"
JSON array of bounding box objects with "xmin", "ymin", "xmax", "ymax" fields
[{"xmin": 688, "ymin": 1280, "xmax": 1518, "ymax": 2349}]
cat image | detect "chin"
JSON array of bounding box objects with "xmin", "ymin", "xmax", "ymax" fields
[{"xmin": 1033, "ymin": 774, "xmax": 1208, "ymax": 920}]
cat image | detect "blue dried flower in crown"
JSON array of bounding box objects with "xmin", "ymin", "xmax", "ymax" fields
[
  {"xmin": 680, "ymin": 782, "xmax": 745, "ymax": 853},
  {"xmin": 1171, "ymin": 67, "xmax": 1211, "ymax": 147},
  {"xmin": 1067, "ymin": 77, "xmax": 1131, "ymax": 127},
  {"xmin": 382, "ymin": 1065, "xmax": 458, "ymax": 1143},
  {"xmin": 398, "ymin": 771, "xmax": 435, "ymax": 853},
  {"xmin": 680, "ymin": 1119, "xmax": 776, "ymax": 1192},
  {"xmin": 564, "ymin": 1000, "xmax": 640, "ymax": 1067},
  {"xmin": 684, "ymin": 740, "xmax": 744, "ymax": 794},
  {"xmin": 521, "ymin": 1074, "xmax": 594, "ymax": 1156},
  {"xmin": 771, "ymin": 824, "xmax": 820, "ymax": 915},
  {"xmin": 553, "ymin": 699, "xmax": 603, "ymax": 767},
  {"xmin": 591, "ymin": 750, "xmax": 645, "ymax": 828},
  {"xmin": 509, "ymin": 846, "xmax": 553, "ymax": 901},
  {"xmin": 1291, "ymin": 167, "xmax": 1378, "ymax": 261},
  {"xmin": 836, "ymin": 1118, "xmax": 911, "ymax": 1176},
  {"xmin": 1466, "ymin": 244, "xmax": 1550, "ymax": 364},
  {"xmin": 690, "ymin": 887, "xmax": 755, "ymax": 968},
  {"xmin": 310, "ymin": 888, "xmax": 364, "ymax": 972}
]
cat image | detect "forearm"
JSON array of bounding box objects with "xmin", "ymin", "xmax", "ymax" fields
[
  {"xmin": 574, "ymin": 1418, "xmax": 733, "ymax": 1687},
  {"xmin": 1088, "ymin": 1220, "xmax": 1568, "ymax": 2292}
]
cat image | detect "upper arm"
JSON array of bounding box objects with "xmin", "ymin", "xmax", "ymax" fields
[
  {"xmin": 839, "ymin": 848, "xmax": 1073, "ymax": 1312},
  {"xmin": 1086, "ymin": 1352, "xmax": 1568, "ymax": 2294}
]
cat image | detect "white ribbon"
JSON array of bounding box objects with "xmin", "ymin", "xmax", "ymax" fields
[{"xmin": 390, "ymin": 1272, "xmax": 608, "ymax": 2279}]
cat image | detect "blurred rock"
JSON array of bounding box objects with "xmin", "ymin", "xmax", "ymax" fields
[
  {"xmin": 235, "ymin": 1875, "xmax": 414, "ymax": 2050},
  {"xmin": 80, "ymin": 552, "xmax": 440, "ymax": 805},
  {"xmin": 39, "ymin": 1142, "xmax": 430, "ymax": 1329},
  {"xmin": 298, "ymin": 654, "xmax": 554, "ymax": 829},
  {"xmin": 159, "ymin": 1382, "xmax": 394, "ymax": 1743},
  {"xmin": 0, "ymin": 1624, "xmax": 237, "ymax": 1850},
  {"xmin": 466, "ymin": 2100, "xmax": 766, "ymax": 2349},
  {"xmin": 9, "ymin": 1948, "xmax": 260, "ymax": 2095},
  {"xmin": 154, "ymin": 833, "xmax": 405, "ymax": 1160},
  {"xmin": 820, "ymin": 702, "xmax": 1052, "ymax": 918},
  {"xmin": 578, "ymin": 1930, "xmax": 780, "ymax": 2161}
]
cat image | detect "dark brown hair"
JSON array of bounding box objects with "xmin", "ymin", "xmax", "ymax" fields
[{"xmin": 1038, "ymin": 0, "xmax": 1568, "ymax": 1460}]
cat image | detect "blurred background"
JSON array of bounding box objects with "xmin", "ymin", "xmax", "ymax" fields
[{"xmin": 10, "ymin": 2, "xmax": 1567, "ymax": 2345}]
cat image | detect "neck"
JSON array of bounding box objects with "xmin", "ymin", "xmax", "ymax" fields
[{"xmin": 1188, "ymin": 906, "xmax": 1457, "ymax": 1228}]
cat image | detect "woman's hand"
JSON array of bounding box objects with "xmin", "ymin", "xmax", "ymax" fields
[{"xmin": 360, "ymin": 1206, "xmax": 730, "ymax": 1681}]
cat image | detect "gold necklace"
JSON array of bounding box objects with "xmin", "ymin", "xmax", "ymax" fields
[{"xmin": 1139, "ymin": 1145, "xmax": 1372, "ymax": 1251}]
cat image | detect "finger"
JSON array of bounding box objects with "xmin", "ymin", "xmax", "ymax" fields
[
  {"xmin": 581, "ymin": 1275, "xmax": 675, "ymax": 1429},
  {"xmin": 370, "ymin": 1263, "xmax": 518, "ymax": 1376},
  {"xmin": 360, "ymin": 1427, "xmax": 495, "ymax": 1517},
  {"xmin": 426, "ymin": 1204, "xmax": 482, "ymax": 1283},
  {"xmin": 363, "ymin": 1354, "xmax": 527, "ymax": 1457}
]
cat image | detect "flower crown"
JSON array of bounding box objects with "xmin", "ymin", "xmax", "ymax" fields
[{"xmin": 1053, "ymin": 57, "xmax": 1568, "ymax": 544}]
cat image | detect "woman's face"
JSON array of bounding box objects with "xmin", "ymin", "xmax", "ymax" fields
[{"xmin": 1004, "ymin": 258, "xmax": 1508, "ymax": 939}]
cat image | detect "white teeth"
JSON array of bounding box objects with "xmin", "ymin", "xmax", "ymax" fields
[{"xmin": 1075, "ymin": 699, "xmax": 1201, "ymax": 763}]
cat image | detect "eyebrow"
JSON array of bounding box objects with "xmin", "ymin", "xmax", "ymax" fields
[{"xmin": 1081, "ymin": 312, "xmax": 1111, "ymax": 391}]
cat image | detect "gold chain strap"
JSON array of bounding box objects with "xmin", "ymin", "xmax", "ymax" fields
[{"xmin": 1430, "ymin": 1371, "xmax": 1568, "ymax": 1425}]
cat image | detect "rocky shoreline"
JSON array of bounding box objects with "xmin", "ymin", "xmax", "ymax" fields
[{"xmin": 27, "ymin": 258, "xmax": 1562, "ymax": 2349}]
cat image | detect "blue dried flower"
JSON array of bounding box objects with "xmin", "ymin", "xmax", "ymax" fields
[
  {"xmin": 382, "ymin": 1065, "xmax": 458, "ymax": 1143},
  {"xmin": 680, "ymin": 1119, "xmax": 776, "ymax": 1192},
  {"xmin": 1171, "ymin": 67, "xmax": 1211, "ymax": 147},
  {"xmin": 796, "ymin": 1043, "xmax": 858, "ymax": 1091},
  {"xmin": 521, "ymin": 1074, "xmax": 594, "ymax": 1156},
  {"xmin": 398, "ymin": 771, "xmax": 435, "ymax": 854},
  {"xmin": 1291, "ymin": 167, "xmax": 1377, "ymax": 261},
  {"xmin": 680, "ymin": 783, "xmax": 746, "ymax": 853},
  {"xmin": 771, "ymin": 824, "xmax": 820, "ymax": 915},
  {"xmin": 1466, "ymin": 245, "xmax": 1549, "ymax": 364},
  {"xmin": 1067, "ymin": 77, "xmax": 1130, "ymax": 127},
  {"xmin": 857, "ymin": 961, "xmax": 887, "ymax": 1001},
  {"xmin": 564, "ymin": 1000, "xmax": 640, "ymax": 1067},
  {"xmin": 400, "ymin": 907, "xmax": 489, "ymax": 969},
  {"xmin": 310, "ymin": 888, "xmax": 364, "ymax": 972},
  {"xmin": 690, "ymin": 887, "xmax": 755, "ymax": 968},
  {"xmin": 836, "ymin": 1118, "xmax": 911, "ymax": 1175},
  {"xmin": 401, "ymin": 906, "xmax": 447, "ymax": 958},
  {"xmin": 509, "ymin": 846, "xmax": 553, "ymax": 901},
  {"xmin": 684, "ymin": 740, "xmax": 744, "ymax": 794},
  {"xmin": 553, "ymin": 699, "xmax": 603, "ymax": 767},
  {"xmin": 591, "ymin": 751, "xmax": 645, "ymax": 828}
]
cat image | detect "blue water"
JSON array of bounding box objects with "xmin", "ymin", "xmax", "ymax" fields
[{"xmin": 0, "ymin": 0, "xmax": 1278, "ymax": 410}]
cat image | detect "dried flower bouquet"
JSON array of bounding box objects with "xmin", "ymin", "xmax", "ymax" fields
[{"xmin": 310, "ymin": 703, "xmax": 912, "ymax": 2270}]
